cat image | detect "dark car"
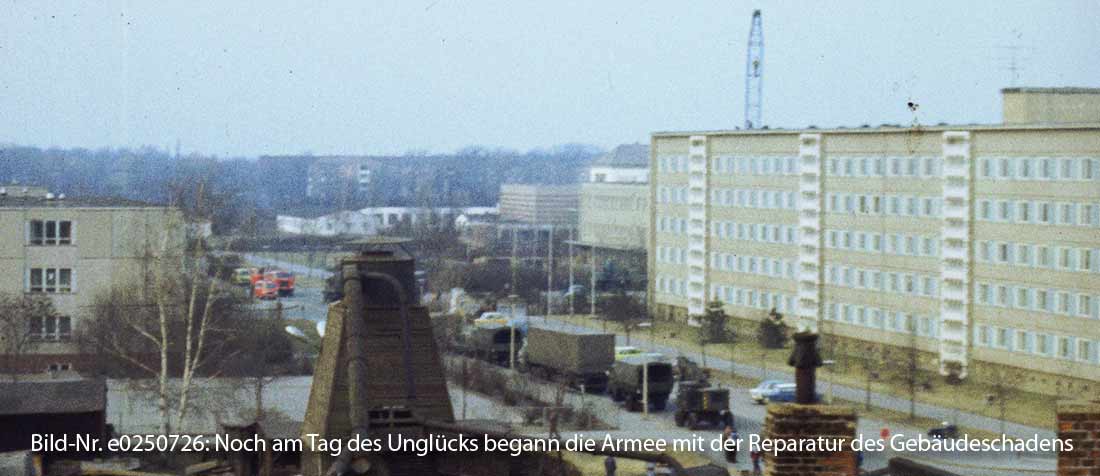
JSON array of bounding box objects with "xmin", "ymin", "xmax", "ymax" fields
[
  {"xmin": 766, "ymin": 384, "xmax": 823, "ymax": 403},
  {"xmin": 928, "ymin": 422, "xmax": 959, "ymax": 439}
]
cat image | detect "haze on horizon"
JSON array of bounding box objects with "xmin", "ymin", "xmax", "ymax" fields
[{"xmin": 1, "ymin": 0, "xmax": 1098, "ymax": 157}]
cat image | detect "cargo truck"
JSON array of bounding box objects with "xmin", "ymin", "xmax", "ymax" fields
[
  {"xmin": 520, "ymin": 327, "xmax": 614, "ymax": 393},
  {"xmin": 673, "ymin": 357, "xmax": 732, "ymax": 429},
  {"xmin": 607, "ymin": 355, "xmax": 674, "ymax": 412},
  {"xmin": 458, "ymin": 324, "xmax": 524, "ymax": 367}
]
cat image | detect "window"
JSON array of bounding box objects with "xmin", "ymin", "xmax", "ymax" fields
[
  {"xmin": 979, "ymin": 200, "xmax": 992, "ymax": 220},
  {"xmin": 28, "ymin": 220, "xmax": 73, "ymax": 245},
  {"xmin": 1017, "ymin": 244, "xmax": 1032, "ymax": 266},
  {"xmin": 977, "ymin": 325, "xmax": 990, "ymax": 346},
  {"xmin": 1037, "ymin": 333, "xmax": 1053, "ymax": 355},
  {"xmin": 1018, "ymin": 201, "xmax": 1032, "ymax": 223},
  {"xmin": 1078, "ymin": 295, "xmax": 1092, "ymax": 318},
  {"xmin": 978, "ymin": 283, "xmax": 991, "ymax": 304},
  {"xmin": 1037, "ymin": 289, "xmax": 1050, "ymax": 311},
  {"xmin": 1016, "ymin": 288, "xmax": 1030, "ymax": 308},
  {"xmin": 28, "ymin": 268, "xmax": 73, "ymax": 293},
  {"xmin": 1059, "ymin": 337, "xmax": 1073, "ymax": 359},
  {"xmin": 47, "ymin": 363, "xmax": 72, "ymax": 372},
  {"xmin": 29, "ymin": 315, "xmax": 71, "ymax": 341}
]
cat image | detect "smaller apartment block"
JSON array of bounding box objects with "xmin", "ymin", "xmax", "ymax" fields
[
  {"xmin": 0, "ymin": 190, "xmax": 184, "ymax": 373},
  {"xmin": 579, "ymin": 144, "xmax": 650, "ymax": 250},
  {"xmin": 648, "ymin": 88, "xmax": 1100, "ymax": 393}
]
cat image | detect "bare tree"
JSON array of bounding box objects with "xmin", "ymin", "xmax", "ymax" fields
[
  {"xmin": 80, "ymin": 179, "xmax": 245, "ymax": 435},
  {"xmin": 600, "ymin": 293, "xmax": 646, "ymax": 344},
  {"xmin": 0, "ymin": 293, "xmax": 60, "ymax": 381}
]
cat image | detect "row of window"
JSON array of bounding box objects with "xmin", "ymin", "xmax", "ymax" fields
[
  {"xmin": 710, "ymin": 253, "xmax": 796, "ymax": 280},
  {"xmin": 660, "ymin": 154, "xmax": 1100, "ymax": 183},
  {"xmin": 977, "ymin": 241, "xmax": 1100, "ymax": 273},
  {"xmin": 711, "ymin": 221, "xmax": 798, "ymax": 244},
  {"xmin": 29, "ymin": 315, "xmax": 72, "ymax": 341},
  {"xmin": 656, "ymin": 246, "xmax": 688, "ymax": 265},
  {"xmin": 827, "ymin": 229, "xmax": 941, "ymax": 258},
  {"xmin": 27, "ymin": 220, "xmax": 74, "ymax": 246},
  {"xmin": 710, "ymin": 188, "xmax": 798, "ymax": 210},
  {"xmin": 657, "ymin": 155, "xmax": 691, "ymax": 174},
  {"xmin": 826, "ymin": 156, "xmax": 941, "ymax": 179},
  {"xmin": 711, "ymin": 155, "xmax": 800, "ymax": 176},
  {"xmin": 656, "ymin": 275, "xmax": 688, "ymax": 297},
  {"xmin": 657, "ymin": 186, "xmax": 691, "ymax": 204},
  {"xmin": 825, "ymin": 264, "xmax": 940, "ymax": 298},
  {"xmin": 979, "ymin": 157, "xmax": 1100, "ymax": 182},
  {"xmin": 976, "ymin": 282, "xmax": 1099, "ymax": 320},
  {"xmin": 975, "ymin": 325, "xmax": 1100, "ymax": 364},
  {"xmin": 710, "ymin": 284, "xmax": 796, "ymax": 313},
  {"xmin": 656, "ymin": 216, "xmax": 690, "ymax": 235},
  {"xmin": 26, "ymin": 268, "xmax": 75, "ymax": 293},
  {"xmin": 826, "ymin": 192, "xmax": 943, "ymax": 218},
  {"xmin": 977, "ymin": 200, "xmax": 1100, "ymax": 227},
  {"xmin": 824, "ymin": 301, "xmax": 941, "ymax": 338}
]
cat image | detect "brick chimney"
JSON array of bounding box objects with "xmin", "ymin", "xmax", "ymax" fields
[
  {"xmin": 1057, "ymin": 400, "xmax": 1100, "ymax": 476},
  {"xmin": 762, "ymin": 331, "xmax": 857, "ymax": 476}
]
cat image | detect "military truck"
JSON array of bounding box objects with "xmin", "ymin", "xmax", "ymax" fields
[
  {"xmin": 521, "ymin": 327, "xmax": 614, "ymax": 393},
  {"xmin": 458, "ymin": 324, "xmax": 524, "ymax": 366},
  {"xmin": 673, "ymin": 357, "xmax": 732, "ymax": 429},
  {"xmin": 607, "ymin": 355, "xmax": 674, "ymax": 412}
]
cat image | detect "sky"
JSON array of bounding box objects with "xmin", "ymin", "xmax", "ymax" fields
[{"xmin": 1, "ymin": 0, "xmax": 1098, "ymax": 157}]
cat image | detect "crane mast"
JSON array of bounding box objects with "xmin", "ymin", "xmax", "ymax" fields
[{"xmin": 744, "ymin": 10, "xmax": 764, "ymax": 129}]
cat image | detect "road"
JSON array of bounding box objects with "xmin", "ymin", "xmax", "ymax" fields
[{"xmin": 242, "ymin": 254, "xmax": 1056, "ymax": 475}]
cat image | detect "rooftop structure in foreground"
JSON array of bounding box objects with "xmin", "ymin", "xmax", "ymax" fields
[{"xmin": 649, "ymin": 88, "xmax": 1100, "ymax": 395}]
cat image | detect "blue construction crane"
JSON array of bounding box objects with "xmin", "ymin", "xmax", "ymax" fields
[{"xmin": 744, "ymin": 10, "xmax": 764, "ymax": 129}]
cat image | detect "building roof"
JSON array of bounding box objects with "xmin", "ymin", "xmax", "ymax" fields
[
  {"xmin": 592, "ymin": 144, "xmax": 649, "ymax": 168},
  {"xmin": 0, "ymin": 195, "xmax": 160, "ymax": 209},
  {"xmin": 1002, "ymin": 87, "xmax": 1100, "ymax": 95},
  {"xmin": 0, "ymin": 379, "xmax": 107, "ymax": 416},
  {"xmin": 652, "ymin": 121, "xmax": 1100, "ymax": 138}
]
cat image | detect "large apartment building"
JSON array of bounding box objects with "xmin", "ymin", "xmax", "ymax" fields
[
  {"xmin": 648, "ymin": 88, "xmax": 1100, "ymax": 393},
  {"xmin": 0, "ymin": 190, "xmax": 184, "ymax": 373}
]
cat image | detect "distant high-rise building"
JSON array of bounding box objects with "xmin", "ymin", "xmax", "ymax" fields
[
  {"xmin": 306, "ymin": 156, "xmax": 379, "ymax": 206},
  {"xmin": 498, "ymin": 184, "xmax": 579, "ymax": 226}
]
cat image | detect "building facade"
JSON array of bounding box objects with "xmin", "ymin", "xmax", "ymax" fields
[
  {"xmin": 579, "ymin": 144, "xmax": 650, "ymax": 250},
  {"xmin": 649, "ymin": 89, "xmax": 1100, "ymax": 392},
  {"xmin": 498, "ymin": 184, "xmax": 579, "ymax": 226},
  {"xmin": 0, "ymin": 193, "xmax": 184, "ymax": 373},
  {"xmin": 305, "ymin": 156, "xmax": 379, "ymax": 205}
]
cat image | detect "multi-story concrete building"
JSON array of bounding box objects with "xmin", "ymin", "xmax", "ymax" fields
[
  {"xmin": 579, "ymin": 144, "xmax": 650, "ymax": 250},
  {"xmin": 305, "ymin": 156, "xmax": 379, "ymax": 205},
  {"xmin": 648, "ymin": 88, "xmax": 1100, "ymax": 393},
  {"xmin": 498, "ymin": 184, "xmax": 579, "ymax": 226},
  {"xmin": 0, "ymin": 191, "xmax": 184, "ymax": 373}
]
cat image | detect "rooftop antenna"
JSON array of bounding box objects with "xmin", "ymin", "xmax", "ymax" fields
[
  {"xmin": 744, "ymin": 10, "xmax": 764, "ymax": 129},
  {"xmin": 994, "ymin": 31, "xmax": 1031, "ymax": 87}
]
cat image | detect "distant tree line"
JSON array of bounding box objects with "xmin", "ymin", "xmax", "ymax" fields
[{"xmin": 0, "ymin": 143, "xmax": 602, "ymax": 235}]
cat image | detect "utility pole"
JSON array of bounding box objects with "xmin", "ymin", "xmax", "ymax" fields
[
  {"xmin": 510, "ymin": 225, "xmax": 518, "ymax": 292},
  {"xmin": 568, "ymin": 228, "xmax": 575, "ymax": 315},
  {"xmin": 591, "ymin": 247, "xmax": 599, "ymax": 329},
  {"xmin": 546, "ymin": 225, "xmax": 554, "ymax": 319}
]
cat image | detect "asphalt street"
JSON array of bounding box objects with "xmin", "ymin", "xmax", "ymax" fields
[{"xmin": 243, "ymin": 253, "xmax": 1057, "ymax": 475}]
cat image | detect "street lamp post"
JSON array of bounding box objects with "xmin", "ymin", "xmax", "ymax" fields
[{"xmin": 822, "ymin": 359, "xmax": 836, "ymax": 403}]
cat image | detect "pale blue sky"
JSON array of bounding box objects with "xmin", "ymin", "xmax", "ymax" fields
[{"xmin": 2, "ymin": 1, "xmax": 1098, "ymax": 157}]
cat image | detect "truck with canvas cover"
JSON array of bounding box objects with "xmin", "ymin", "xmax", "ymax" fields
[
  {"xmin": 607, "ymin": 354, "xmax": 674, "ymax": 412},
  {"xmin": 521, "ymin": 327, "xmax": 614, "ymax": 393}
]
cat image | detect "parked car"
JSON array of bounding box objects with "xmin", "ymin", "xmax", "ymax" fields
[
  {"xmin": 765, "ymin": 383, "xmax": 823, "ymax": 403},
  {"xmin": 750, "ymin": 380, "xmax": 789, "ymax": 404},
  {"xmin": 232, "ymin": 267, "xmax": 254, "ymax": 286},
  {"xmin": 615, "ymin": 346, "xmax": 644, "ymax": 360},
  {"xmin": 928, "ymin": 422, "xmax": 959, "ymax": 439},
  {"xmin": 253, "ymin": 280, "xmax": 279, "ymax": 300}
]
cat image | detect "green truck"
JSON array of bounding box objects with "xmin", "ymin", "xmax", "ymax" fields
[
  {"xmin": 607, "ymin": 355, "xmax": 674, "ymax": 412},
  {"xmin": 520, "ymin": 327, "xmax": 615, "ymax": 393},
  {"xmin": 673, "ymin": 357, "xmax": 732, "ymax": 429},
  {"xmin": 458, "ymin": 324, "xmax": 524, "ymax": 366}
]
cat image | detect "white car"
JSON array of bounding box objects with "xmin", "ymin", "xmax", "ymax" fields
[{"xmin": 750, "ymin": 380, "xmax": 790, "ymax": 404}]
